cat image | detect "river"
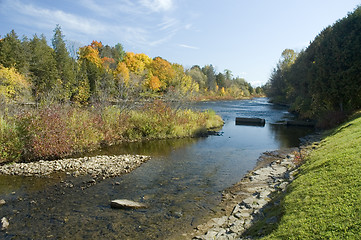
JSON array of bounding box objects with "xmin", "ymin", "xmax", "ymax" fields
[{"xmin": 0, "ymin": 98, "xmax": 313, "ymax": 239}]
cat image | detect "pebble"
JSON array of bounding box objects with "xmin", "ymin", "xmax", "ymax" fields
[{"xmin": 1, "ymin": 217, "xmax": 9, "ymax": 231}]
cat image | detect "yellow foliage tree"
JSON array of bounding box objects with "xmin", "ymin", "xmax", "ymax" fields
[
  {"xmin": 171, "ymin": 63, "xmax": 199, "ymax": 95},
  {"xmin": 220, "ymin": 87, "xmax": 226, "ymax": 96},
  {"xmin": 113, "ymin": 62, "xmax": 130, "ymax": 85},
  {"xmin": 0, "ymin": 65, "xmax": 31, "ymax": 103},
  {"xmin": 123, "ymin": 52, "xmax": 152, "ymax": 75}
]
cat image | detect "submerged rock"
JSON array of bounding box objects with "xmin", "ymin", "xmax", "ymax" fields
[
  {"xmin": 0, "ymin": 199, "xmax": 5, "ymax": 206},
  {"xmin": 1, "ymin": 217, "xmax": 9, "ymax": 231},
  {"xmin": 110, "ymin": 199, "xmax": 147, "ymax": 209}
]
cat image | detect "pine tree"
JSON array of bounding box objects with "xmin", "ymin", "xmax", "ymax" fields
[
  {"xmin": 29, "ymin": 34, "xmax": 60, "ymax": 103},
  {"xmin": 52, "ymin": 25, "xmax": 76, "ymax": 101},
  {"xmin": 0, "ymin": 30, "xmax": 27, "ymax": 73}
]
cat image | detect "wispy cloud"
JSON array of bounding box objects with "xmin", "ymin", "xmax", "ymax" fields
[
  {"xmin": 139, "ymin": 0, "xmax": 174, "ymax": 12},
  {"xmin": 158, "ymin": 17, "xmax": 178, "ymax": 31},
  {"xmin": 2, "ymin": 0, "xmax": 106, "ymax": 36},
  {"xmin": 179, "ymin": 44, "xmax": 199, "ymax": 50},
  {"xmin": 1, "ymin": 0, "xmax": 182, "ymax": 50}
]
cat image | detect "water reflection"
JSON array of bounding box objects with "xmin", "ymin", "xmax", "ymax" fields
[
  {"xmin": 268, "ymin": 123, "xmax": 314, "ymax": 148},
  {"xmin": 80, "ymin": 137, "xmax": 201, "ymax": 157}
]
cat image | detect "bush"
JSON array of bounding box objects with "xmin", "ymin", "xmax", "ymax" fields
[
  {"xmin": 17, "ymin": 106, "xmax": 73, "ymax": 160},
  {"xmin": 0, "ymin": 101, "xmax": 223, "ymax": 163},
  {"xmin": 0, "ymin": 115, "xmax": 23, "ymax": 163},
  {"xmin": 67, "ymin": 107, "xmax": 103, "ymax": 152}
]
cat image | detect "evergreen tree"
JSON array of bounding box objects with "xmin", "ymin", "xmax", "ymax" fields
[
  {"xmin": 52, "ymin": 25, "xmax": 76, "ymax": 101},
  {"xmin": 0, "ymin": 30, "xmax": 27, "ymax": 73},
  {"xmin": 29, "ymin": 34, "xmax": 60, "ymax": 103},
  {"xmin": 202, "ymin": 64, "xmax": 217, "ymax": 91}
]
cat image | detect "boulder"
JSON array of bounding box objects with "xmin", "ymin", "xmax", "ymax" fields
[{"xmin": 110, "ymin": 199, "xmax": 147, "ymax": 209}]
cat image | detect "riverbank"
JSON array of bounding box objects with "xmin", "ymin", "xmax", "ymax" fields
[
  {"xmin": 0, "ymin": 101, "xmax": 223, "ymax": 164},
  {"xmin": 182, "ymin": 133, "xmax": 322, "ymax": 239}
]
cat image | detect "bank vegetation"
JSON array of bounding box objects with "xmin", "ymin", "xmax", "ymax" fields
[{"xmin": 265, "ymin": 6, "xmax": 361, "ymax": 128}]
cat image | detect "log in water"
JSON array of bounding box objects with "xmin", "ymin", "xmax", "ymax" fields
[{"xmin": 235, "ymin": 117, "xmax": 266, "ymax": 126}]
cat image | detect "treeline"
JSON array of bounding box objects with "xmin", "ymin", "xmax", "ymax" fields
[
  {"xmin": 265, "ymin": 6, "xmax": 361, "ymax": 127},
  {"xmin": 0, "ymin": 25, "xmax": 260, "ymax": 105}
]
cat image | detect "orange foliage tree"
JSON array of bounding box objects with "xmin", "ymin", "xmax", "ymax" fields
[
  {"xmin": 149, "ymin": 57, "xmax": 175, "ymax": 91},
  {"xmin": 78, "ymin": 45, "xmax": 102, "ymax": 68}
]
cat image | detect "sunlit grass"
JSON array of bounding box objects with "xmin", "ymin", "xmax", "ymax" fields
[{"xmin": 261, "ymin": 111, "xmax": 361, "ymax": 239}]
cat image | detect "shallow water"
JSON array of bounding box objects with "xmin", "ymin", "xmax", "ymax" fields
[{"xmin": 0, "ymin": 98, "xmax": 313, "ymax": 239}]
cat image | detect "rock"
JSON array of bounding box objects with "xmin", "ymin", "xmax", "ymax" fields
[
  {"xmin": 266, "ymin": 216, "xmax": 278, "ymax": 224},
  {"xmin": 277, "ymin": 181, "xmax": 289, "ymax": 191},
  {"xmin": 1, "ymin": 217, "xmax": 9, "ymax": 230},
  {"xmin": 110, "ymin": 199, "xmax": 147, "ymax": 209},
  {"xmin": 0, "ymin": 199, "xmax": 5, "ymax": 206}
]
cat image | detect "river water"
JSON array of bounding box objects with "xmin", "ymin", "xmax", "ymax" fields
[{"xmin": 0, "ymin": 98, "xmax": 313, "ymax": 239}]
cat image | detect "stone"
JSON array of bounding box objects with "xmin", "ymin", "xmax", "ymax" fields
[
  {"xmin": 110, "ymin": 199, "xmax": 147, "ymax": 209},
  {"xmin": 266, "ymin": 216, "xmax": 278, "ymax": 224},
  {"xmin": 277, "ymin": 181, "xmax": 289, "ymax": 191},
  {"xmin": 1, "ymin": 217, "xmax": 9, "ymax": 231},
  {"xmin": 204, "ymin": 230, "xmax": 218, "ymax": 239},
  {"xmin": 0, "ymin": 199, "xmax": 5, "ymax": 206},
  {"xmin": 258, "ymin": 189, "xmax": 272, "ymax": 199},
  {"xmin": 256, "ymin": 198, "xmax": 269, "ymax": 208},
  {"xmin": 229, "ymin": 220, "xmax": 245, "ymax": 234},
  {"xmin": 241, "ymin": 197, "xmax": 258, "ymax": 208}
]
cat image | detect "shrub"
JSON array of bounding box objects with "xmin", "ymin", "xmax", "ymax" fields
[
  {"xmin": 17, "ymin": 106, "xmax": 73, "ymax": 160},
  {"xmin": 0, "ymin": 115, "xmax": 23, "ymax": 163},
  {"xmin": 66, "ymin": 107, "xmax": 103, "ymax": 152}
]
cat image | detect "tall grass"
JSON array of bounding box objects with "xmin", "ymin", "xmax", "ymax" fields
[{"xmin": 0, "ymin": 101, "xmax": 223, "ymax": 163}]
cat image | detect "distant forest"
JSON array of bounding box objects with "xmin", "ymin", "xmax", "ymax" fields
[
  {"xmin": 265, "ymin": 6, "xmax": 361, "ymax": 126},
  {"xmin": 0, "ymin": 25, "xmax": 262, "ymax": 105}
]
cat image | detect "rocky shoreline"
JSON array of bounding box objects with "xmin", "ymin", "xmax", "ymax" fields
[
  {"xmin": 0, "ymin": 155, "xmax": 150, "ymax": 179},
  {"xmin": 184, "ymin": 133, "xmax": 321, "ymax": 240}
]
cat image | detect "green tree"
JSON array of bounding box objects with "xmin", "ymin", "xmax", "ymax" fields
[
  {"xmin": 112, "ymin": 43, "xmax": 126, "ymax": 63},
  {"xmin": 186, "ymin": 66, "xmax": 207, "ymax": 91},
  {"xmin": 216, "ymin": 72, "xmax": 226, "ymax": 89},
  {"xmin": 0, "ymin": 30, "xmax": 27, "ymax": 73},
  {"xmin": 29, "ymin": 34, "xmax": 60, "ymax": 103},
  {"xmin": 52, "ymin": 25, "xmax": 76, "ymax": 101},
  {"xmin": 202, "ymin": 64, "xmax": 217, "ymax": 91}
]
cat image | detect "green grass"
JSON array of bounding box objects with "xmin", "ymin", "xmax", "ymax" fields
[{"xmin": 260, "ymin": 112, "xmax": 361, "ymax": 239}]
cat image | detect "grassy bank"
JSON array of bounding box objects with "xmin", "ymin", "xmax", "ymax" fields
[
  {"xmin": 0, "ymin": 101, "xmax": 223, "ymax": 163},
  {"xmin": 257, "ymin": 112, "xmax": 361, "ymax": 239}
]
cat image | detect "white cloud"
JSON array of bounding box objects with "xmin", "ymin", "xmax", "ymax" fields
[
  {"xmin": 179, "ymin": 44, "xmax": 199, "ymax": 50},
  {"xmin": 78, "ymin": 0, "xmax": 142, "ymax": 17},
  {"xmin": 1, "ymin": 0, "xmax": 182, "ymax": 50},
  {"xmin": 140, "ymin": 0, "xmax": 173, "ymax": 12},
  {"xmin": 3, "ymin": 0, "xmax": 106, "ymax": 36}
]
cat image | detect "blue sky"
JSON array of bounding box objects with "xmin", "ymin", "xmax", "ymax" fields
[{"xmin": 0, "ymin": 0, "xmax": 359, "ymax": 86}]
